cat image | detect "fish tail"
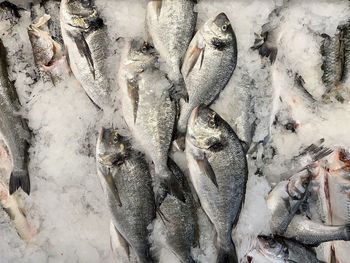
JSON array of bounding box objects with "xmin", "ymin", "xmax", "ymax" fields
[
  {"xmin": 215, "ymin": 237, "xmax": 238, "ymax": 263},
  {"xmin": 9, "ymin": 170, "xmax": 30, "ymax": 195}
]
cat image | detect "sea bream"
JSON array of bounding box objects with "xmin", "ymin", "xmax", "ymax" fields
[
  {"xmin": 0, "ymin": 39, "xmax": 30, "ymax": 195},
  {"xmin": 177, "ymin": 13, "xmax": 237, "ymax": 135},
  {"xmin": 96, "ymin": 128, "xmax": 155, "ymax": 263},
  {"xmin": 28, "ymin": 14, "xmax": 70, "ymax": 84},
  {"xmin": 118, "ymin": 39, "xmax": 184, "ymax": 202},
  {"xmin": 146, "ymin": 0, "xmax": 197, "ymax": 90},
  {"xmin": 186, "ymin": 106, "xmax": 248, "ymax": 263},
  {"xmin": 153, "ymin": 158, "xmax": 197, "ymax": 263},
  {"xmin": 60, "ymin": 0, "xmax": 110, "ymax": 109}
]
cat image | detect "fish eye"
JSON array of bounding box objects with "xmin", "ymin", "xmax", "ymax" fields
[
  {"xmin": 141, "ymin": 42, "xmax": 150, "ymax": 53},
  {"xmin": 222, "ymin": 24, "xmax": 228, "ymax": 31},
  {"xmin": 81, "ymin": 0, "xmax": 92, "ymax": 8},
  {"xmin": 208, "ymin": 115, "xmax": 216, "ymax": 128}
]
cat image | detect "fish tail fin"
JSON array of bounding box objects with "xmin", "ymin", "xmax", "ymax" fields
[
  {"xmin": 9, "ymin": 170, "xmax": 30, "ymax": 195},
  {"xmin": 215, "ymin": 236, "xmax": 238, "ymax": 263}
]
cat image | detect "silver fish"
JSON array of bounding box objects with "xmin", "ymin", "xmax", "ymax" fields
[
  {"xmin": 177, "ymin": 13, "xmax": 237, "ymax": 135},
  {"xmin": 96, "ymin": 128, "xmax": 155, "ymax": 263},
  {"xmin": 247, "ymin": 236, "xmax": 322, "ymax": 263},
  {"xmin": 186, "ymin": 106, "xmax": 247, "ymax": 263},
  {"xmin": 284, "ymin": 214, "xmax": 350, "ymax": 246},
  {"xmin": 118, "ymin": 39, "xmax": 184, "ymax": 203},
  {"xmin": 28, "ymin": 14, "xmax": 69, "ymax": 84},
  {"xmin": 60, "ymin": 0, "xmax": 110, "ymax": 109},
  {"xmin": 0, "ymin": 39, "xmax": 30, "ymax": 195},
  {"xmin": 146, "ymin": 0, "xmax": 197, "ymax": 89},
  {"xmin": 154, "ymin": 158, "xmax": 197, "ymax": 263}
]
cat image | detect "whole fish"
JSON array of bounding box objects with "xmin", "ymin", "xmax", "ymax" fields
[
  {"xmin": 96, "ymin": 128, "xmax": 155, "ymax": 263},
  {"xmin": 177, "ymin": 13, "xmax": 237, "ymax": 135},
  {"xmin": 186, "ymin": 106, "xmax": 247, "ymax": 263},
  {"xmin": 0, "ymin": 39, "xmax": 30, "ymax": 195},
  {"xmin": 146, "ymin": 0, "xmax": 197, "ymax": 89},
  {"xmin": 284, "ymin": 214, "xmax": 350, "ymax": 246},
  {"xmin": 28, "ymin": 14, "xmax": 69, "ymax": 84},
  {"xmin": 154, "ymin": 158, "xmax": 197, "ymax": 263},
  {"xmin": 118, "ymin": 39, "xmax": 184, "ymax": 202},
  {"xmin": 60, "ymin": 0, "xmax": 110, "ymax": 109},
  {"xmin": 246, "ymin": 236, "xmax": 322, "ymax": 263}
]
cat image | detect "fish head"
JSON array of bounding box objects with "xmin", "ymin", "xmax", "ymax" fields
[
  {"xmin": 287, "ymin": 168, "xmax": 311, "ymax": 199},
  {"xmin": 187, "ymin": 106, "xmax": 225, "ymax": 150},
  {"xmin": 206, "ymin": 13, "xmax": 235, "ymax": 51},
  {"xmin": 61, "ymin": 0, "xmax": 99, "ymax": 30},
  {"xmin": 96, "ymin": 128, "xmax": 130, "ymax": 167},
  {"xmin": 126, "ymin": 38, "xmax": 158, "ymax": 72},
  {"xmin": 257, "ymin": 236, "xmax": 289, "ymax": 261}
]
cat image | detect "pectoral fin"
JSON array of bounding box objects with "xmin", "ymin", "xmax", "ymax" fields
[
  {"xmin": 154, "ymin": 0, "xmax": 162, "ymax": 18},
  {"xmin": 72, "ymin": 32, "xmax": 95, "ymax": 79},
  {"xmin": 183, "ymin": 39, "xmax": 205, "ymax": 77},
  {"xmin": 127, "ymin": 80, "xmax": 139, "ymax": 124},
  {"xmin": 109, "ymin": 222, "xmax": 130, "ymax": 260},
  {"xmin": 104, "ymin": 171, "xmax": 122, "ymax": 206},
  {"xmin": 195, "ymin": 154, "xmax": 218, "ymax": 188}
]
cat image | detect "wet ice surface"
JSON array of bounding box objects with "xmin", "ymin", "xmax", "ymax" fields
[{"xmin": 1, "ymin": 0, "xmax": 350, "ymax": 262}]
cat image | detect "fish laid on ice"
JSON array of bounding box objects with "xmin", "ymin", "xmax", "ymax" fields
[
  {"xmin": 186, "ymin": 106, "xmax": 247, "ymax": 263},
  {"xmin": 0, "ymin": 39, "xmax": 30, "ymax": 195},
  {"xmin": 60, "ymin": 0, "xmax": 110, "ymax": 109},
  {"xmin": 146, "ymin": 0, "xmax": 197, "ymax": 91},
  {"xmin": 118, "ymin": 39, "xmax": 184, "ymax": 203},
  {"xmin": 96, "ymin": 128, "xmax": 156, "ymax": 263},
  {"xmin": 28, "ymin": 14, "xmax": 69, "ymax": 84},
  {"xmin": 177, "ymin": 13, "xmax": 237, "ymax": 135}
]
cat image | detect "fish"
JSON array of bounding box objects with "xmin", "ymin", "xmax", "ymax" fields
[
  {"xmin": 320, "ymin": 28, "xmax": 344, "ymax": 99},
  {"xmin": 267, "ymin": 168, "xmax": 312, "ymax": 236},
  {"xmin": 146, "ymin": 0, "xmax": 197, "ymax": 92},
  {"xmin": 0, "ymin": 39, "xmax": 30, "ymax": 195},
  {"xmin": 177, "ymin": 13, "xmax": 237, "ymax": 135},
  {"xmin": 186, "ymin": 106, "xmax": 248, "ymax": 263},
  {"xmin": 247, "ymin": 236, "xmax": 322, "ymax": 263},
  {"xmin": 118, "ymin": 39, "xmax": 184, "ymax": 203},
  {"xmin": 28, "ymin": 14, "xmax": 69, "ymax": 84},
  {"xmin": 284, "ymin": 214, "xmax": 350, "ymax": 246},
  {"xmin": 60, "ymin": 0, "xmax": 110, "ymax": 109},
  {"xmin": 153, "ymin": 158, "xmax": 197, "ymax": 263},
  {"xmin": 96, "ymin": 128, "xmax": 156, "ymax": 263},
  {"xmin": 42, "ymin": 0, "xmax": 64, "ymax": 45}
]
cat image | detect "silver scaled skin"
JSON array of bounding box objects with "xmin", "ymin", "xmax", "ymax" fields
[
  {"xmin": 96, "ymin": 128, "xmax": 155, "ymax": 263},
  {"xmin": 146, "ymin": 0, "xmax": 197, "ymax": 86},
  {"xmin": 118, "ymin": 39, "xmax": 178, "ymax": 195},
  {"xmin": 0, "ymin": 39, "xmax": 30, "ymax": 195},
  {"xmin": 154, "ymin": 158, "xmax": 197, "ymax": 263},
  {"xmin": 60, "ymin": 0, "xmax": 110, "ymax": 109},
  {"xmin": 178, "ymin": 12, "xmax": 237, "ymax": 135},
  {"xmin": 186, "ymin": 106, "xmax": 247, "ymax": 263}
]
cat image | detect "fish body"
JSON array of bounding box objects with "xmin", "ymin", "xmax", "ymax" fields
[
  {"xmin": 96, "ymin": 128, "xmax": 155, "ymax": 263},
  {"xmin": 28, "ymin": 14, "xmax": 69, "ymax": 84},
  {"xmin": 246, "ymin": 236, "xmax": 321, "ymax": 263},
  {"xmin": 177, "ymin": 13, "xmax": 237, "ymax": 134},
  {"xmin": 154, "ymin": 158, "xmax": 197, "ymax": 263},
  {"xmin": 118, "ymin": 39, "xmax": 178, "ymax": 196},
  {"xmin": 42, "ymin": 0, "xmax": 64, "ymax": 45},
  {"xmin": 146, "ymin": 0, "xmax": 197, "ymax": 87},
  {"xmin": 60, "ymin": 0, "xmax": 110, "ymax": 108},
  {"xmin": 341, "ymin": 22, "xmax": 350, "ymax": 87},
  {"xmin": 186, "ymin": 106, "xmax": 247, "ymax": 263},
  {"xmin": 0, "ymin": 39, "xmax": 30, "ymax": 195}
]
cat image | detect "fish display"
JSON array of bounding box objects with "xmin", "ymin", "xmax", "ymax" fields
[
  {"xmin": 177, "ymin": 13, "xmax": 237, "ymax": 135},
  {"xmin": 186, "ymin": 106, "xmax": 247, "ymax": 263},
  {"xmin": 146, "ymin": 0, "xmax": 197, "ymax": 92},
  {"xmin": 60, "ymin": 0, "xmax": 110, "ymax": 108},
  {"xmin": 96, "ymin": 128, "xmax": 156, "ymax": 263},
  {"xmin": 0, "ymin": 39, "xmax": 30, "ymax": 195}
]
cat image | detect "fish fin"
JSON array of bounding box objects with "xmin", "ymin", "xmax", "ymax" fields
[
  {"xmin": 215, "ymin": 239, "xmax": 238, "ymax": 263},
  {"xmin": 183, "ymin": 39, "xmax": 206, "ymax": 77},
  {"xmin": 258, "ymin": 40, "xmax": 278, "ymax": 63},
  {"xmin": 72, "ymin": 32, "xmax": 95, "ymax": 79},
  {"xmin": 109, "ymin": 222, "xmax": 130, "ymax": 260},
  {"xmin": 154, "ymin": 0, "xmax": 162, "ymax": 18},
  {"xmin": 195, "ymin": 154, "xmax": 218, "ymax": 188},
  {"xmin": 9, "ymin": 171, "xmax": 30, "ymax": 195},
  {"xmin": 104, "ymin": 171, "xmax": 122, "ymax": 206},
  {"xmin": 127, "ymin": 79, "xmax": 139, "ymax": 124},
  {"xmin": 173, "ymin": 135, "xmax": 186, "ymax": 152}
]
